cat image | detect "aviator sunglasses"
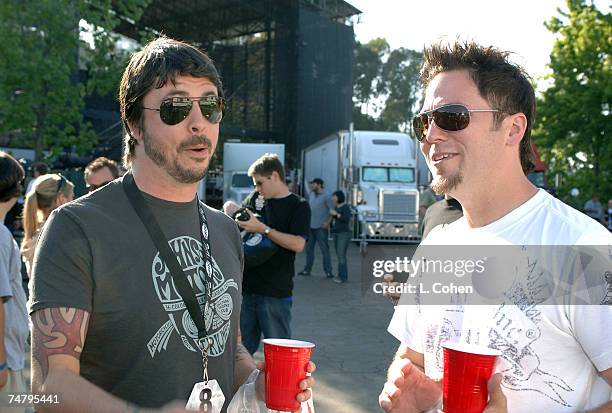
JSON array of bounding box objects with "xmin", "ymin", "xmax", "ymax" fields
[
  {"xmin": 412, "ymin": 104, "xmax": 499, "ymax": 141},
  {"xmin": 143, "ymin": 95, "xmax": 225, "ymax": 126}
]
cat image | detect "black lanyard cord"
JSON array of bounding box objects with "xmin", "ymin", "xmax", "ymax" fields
[{"xmin": 122, "ymin": 172, "xmax": 211, "ymax": 341}]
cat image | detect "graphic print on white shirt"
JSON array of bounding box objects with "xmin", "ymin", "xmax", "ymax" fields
[
  {"xmin": 390, "ymin": 190, "xmax": 612, "ymax": 412},
  {"xmin": 147, "ymin": 235, "xmax": 239, "ymax": 358}
]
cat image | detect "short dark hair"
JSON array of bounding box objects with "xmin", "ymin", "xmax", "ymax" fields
[
  {"xmin": 0, "ymin": 152, "xmax": 25, "ymax": 202},
  {"xmin": 310, "ymin": 178, "xmax": 324, "ymax": 187},
  {"xmin": 421, "ymin": 41, "xmax": 536, "ymax": 174},
  {"xmin": 332, "ymin": 190, "xmax": 345, "ymax": 203},
  {"xmin": 247, "ymin": 153, "xmax": 285, "ymax": 181},
  {"xmin": 31, "ymin": 161, "xmax": 49, "ymax": 176},
  {"xmin": 119, "ymin": 36, "xmax": 224, "ymax": 167},
  {"xmin": 84, "ymin": 157, "xmax": 120, "ymax": 180}
]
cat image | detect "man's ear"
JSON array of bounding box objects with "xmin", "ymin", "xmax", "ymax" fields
[
  {"xmin": 505, "ymin": 113, "xmax": 528, "ymax": 147},
  {"xmin": 126, "ymin": 119, "xmax": 143, "ymax": 144}
]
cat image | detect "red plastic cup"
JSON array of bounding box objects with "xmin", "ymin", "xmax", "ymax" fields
[
  {"xmin": 263, "ymin": 338, "xmax": 315, "ymax": 412},
  {"xmin": 442, "ymin": 342, "xmax": 501, "ymax": 413}
]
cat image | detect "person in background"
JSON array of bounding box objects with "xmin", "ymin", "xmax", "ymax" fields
[
  {"xmin": 328, "ymin": 190, "xmax": 352, "ymax": 284},
  {"xmin": 0, "ymin": 152, "xmax": 29, "ymax": 413},
  {"xmin": 20, "ymin": 174, "xmax": 74, "ymax": 276},
  {"xmin": 298, "ymin": 178, "xmax": 334, "ymax": 278},
  {"xmin": 238, "ymin": 154, "xmax": 310, "ymax": 355},
  {"xmin": 583, "ymin": 195, "xmax": 603, "ymax": 223},
  {"xmin": 418, "ymin": 186, "xmax": 437, "ymax": 231},
  {"xmin": 25, "ymin": 162, "xmax": 49, "ymax": 195},
  {"xmin": 84, "ymin": 157, "xmax": 120, "ymax": 193},
  {"xmin": 420, "ymin": 195, "xmax": 463, "ymax": 239}
]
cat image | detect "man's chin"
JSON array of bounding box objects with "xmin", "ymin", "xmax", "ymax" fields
[
  {"xmin": 170, "ymin": 166, "xmax": 208, "ymax": 184},
  {"xmin": 431, "ymin": 174, "xmax": 462, "ymax": 195}
]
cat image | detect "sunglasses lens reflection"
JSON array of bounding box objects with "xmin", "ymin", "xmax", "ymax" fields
[
  {"xmin": 434, "ymin": 105, "xmax": 470, "ymax": 132},
  {"xmin": 413, "ymin": 105, "xmax": 471, "ymax": 141},
  {"xmin": 159, "ymin": 97, "xmax": 224, "ymax": 126}
]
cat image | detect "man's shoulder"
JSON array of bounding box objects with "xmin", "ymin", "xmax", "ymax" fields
[
  {"xmin": 544, "ymin": 195, "xmax": 610, "ymax": 244},
  {"xmin": 274, "ymin": 192, "xmax": 307, "ymax": 205},
  {"xmin": 47, "ymin": 181, "xmax": 125, "ymax": 229},
  {"xmin": 0, "ymin": 224, "xmax": 12, "ymax": 242},
  {"xmin": 203, "ymin": 203, "xmax": 236, "ymax": 228}
]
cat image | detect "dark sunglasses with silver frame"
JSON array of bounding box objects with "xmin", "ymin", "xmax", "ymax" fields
[
  {"xmin": 143, "ymin": 95, "xmax": 225, "ymax": 126},
  {"xmin": 412, "ymin": 104, "xmax": 499, "ymax": 141}
]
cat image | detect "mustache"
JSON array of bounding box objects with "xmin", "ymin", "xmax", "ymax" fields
[{"xmin": 177, "ymin": 135, "xmax": 213, "ymax": 151}]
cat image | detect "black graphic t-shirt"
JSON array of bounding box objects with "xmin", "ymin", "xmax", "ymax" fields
[
  {"xmin": 242, "ymin": 192, "xmax": 310, "ymax": 297},
  {"xmin": 29, "ymin": 178, "xmax": 243, "ymax": 410}
]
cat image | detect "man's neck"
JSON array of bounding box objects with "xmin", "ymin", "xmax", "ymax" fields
[
  {"xmin": 0, "ymin": 201, "xmax": 14, "ymax": 223},
  {"xmin": 270, "ymin": 188, "xmax": 291, "ymax": 199},
  {"xmin": 131, "ymin": 160, "xmax": 198, "ymax": 202},
  {"xmin": 453, "ymin": 175, "xmax": 538, "ymax": 228}
]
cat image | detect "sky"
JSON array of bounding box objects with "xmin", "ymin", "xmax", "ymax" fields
[{"xmin": 346, "ymin": 0, "xmax": 608, "ymax": 89}]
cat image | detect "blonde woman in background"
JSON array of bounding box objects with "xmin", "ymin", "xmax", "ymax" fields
[{"xmin": 21, "ymin": 174, "xmax": 74, "ymax": 274}]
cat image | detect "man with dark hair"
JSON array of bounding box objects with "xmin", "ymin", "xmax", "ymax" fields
[
  {"xmin": 84, "ymin": 157, "xmax": 121, "ymax": 192},
  {"xmin": 237, "ymin": 153, "xmax": 310, "ymax": 355},
  {"xmin": 380, "ymin": 41, "xmax": 611, "ymax": 413},
  {"xmin": 0, "ymin": 152, "xmax": 28, "ymax": 412},
  {"xmin": 29, "ymin": 37, "xmax": 313, "ymax": 413},
  {"xmin": 298, "ymin": 178, "xmax": 334, "ymax": 278}
]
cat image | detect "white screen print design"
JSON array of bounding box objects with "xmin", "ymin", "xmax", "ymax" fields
[{"xmin": 147, "ymin": 235, "xmax": 238, "ymax": 357}]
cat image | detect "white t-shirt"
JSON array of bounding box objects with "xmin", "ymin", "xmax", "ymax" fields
[{"xmin": 388, "ymin": 189, "xmax": 612, "ymax": 412}]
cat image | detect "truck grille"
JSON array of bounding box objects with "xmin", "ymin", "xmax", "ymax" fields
[{"xmin": 381, "ymin": 192, "xmax": 417, "ymax": 222}]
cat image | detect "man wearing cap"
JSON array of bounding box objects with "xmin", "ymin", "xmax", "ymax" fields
[{"xmin": 298, "ymin": 178, "xmax": 335, "ymax": 278}]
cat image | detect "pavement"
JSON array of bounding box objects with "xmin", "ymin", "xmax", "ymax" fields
[{"xmin": 253, "ymin": 243, "xmax": 400, "ymax": 413}]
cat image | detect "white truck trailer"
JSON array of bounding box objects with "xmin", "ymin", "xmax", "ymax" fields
[
  {"xmin": 222, "ymin": 142, "xmax": 285, "ymax": 205},
  {"xmin": 302, "ymin": 128, "xmax": 420, "ymax": 248}
]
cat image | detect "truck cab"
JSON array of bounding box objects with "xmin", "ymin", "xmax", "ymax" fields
[{"xmin": 346, "ymin": 131, "xmax": 420, "ymax": 241}]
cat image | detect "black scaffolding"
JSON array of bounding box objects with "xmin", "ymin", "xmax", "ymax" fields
[{"xmin": 101, "ymin": 0, "xmax": 360, "ymax": 166}]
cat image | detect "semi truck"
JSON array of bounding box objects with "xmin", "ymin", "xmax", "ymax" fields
[
  {"xmin": 222, "ymin": 142, "xmax": 285, "ymax": 205},
  {"xmin": 302, "ymin": 127, "xmax": 420, "ymax": 248}
]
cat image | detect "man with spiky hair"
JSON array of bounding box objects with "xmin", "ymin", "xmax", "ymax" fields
[{"xmin": 379, "ymin": 41, "xmax": 611, "ymax": 413}]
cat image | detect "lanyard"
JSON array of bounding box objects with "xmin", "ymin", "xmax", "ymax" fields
[{"xmin": 122, "ymin": 172, "xmax": 213, "ymax": 344}]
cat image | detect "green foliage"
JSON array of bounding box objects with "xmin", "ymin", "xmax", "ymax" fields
[
  {"xmin": 533, "ymin": 0, "xmax": 611, "ymax": 204},
  {"xmin": 0, "ymin": 0, "xmax": 150, "ymax": 161},
  {"xmin": 352, "ymin": 38, "xmax": 422, "ymax": 133}
]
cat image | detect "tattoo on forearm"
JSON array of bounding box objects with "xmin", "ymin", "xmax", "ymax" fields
[{"xmin": 32, "ymin": 308, "xmax": 90, "ymax": 381}]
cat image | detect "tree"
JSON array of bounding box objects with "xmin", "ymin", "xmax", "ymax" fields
[
  {"xmin": 352, "ymin": 38, "xmax": 422, "ymax": 132},
  {"xmin": 378, "ymin": 47, "xmax": 423, "ymax": 133},
  {"xmin": 0, "ymin": 0, "xmax": 150, "ymax": 161},
  {"xmin": 533, "ymin": 0, "xmax": 611, "ymax": 202}
]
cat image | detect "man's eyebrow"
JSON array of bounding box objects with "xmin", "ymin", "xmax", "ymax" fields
[
  {"xmin": 162, "ymin": 90, "xmax": 190, "ymax": 99},
  {"xmin": 162, "ymin": 90, "xmax": 219, "ymax": 99}
]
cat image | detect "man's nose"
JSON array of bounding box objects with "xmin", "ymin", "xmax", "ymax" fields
[{"xmin": 186, "ymin": 101, "xmax": 210, "ymax": 133}]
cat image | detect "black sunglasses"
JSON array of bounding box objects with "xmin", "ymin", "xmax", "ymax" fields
[
  {"xmin": 412, "ymin": 104, "xmax": 499, "ymax": 141},
  {"xmin": 143, "ymin": 96, "xmax": 225, "ymax": 126},
  {"xmin": 87, "ymin": 181, "xmax": 112, "ymax": 193},
  {"xmin": 56, "ymin": 174, "xmax": 67, "ymax": 192}
]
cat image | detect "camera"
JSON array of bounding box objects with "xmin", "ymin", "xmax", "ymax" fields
[{"xmin": 233, "ymin": 207, "xmax": 253, "ymax": 222}]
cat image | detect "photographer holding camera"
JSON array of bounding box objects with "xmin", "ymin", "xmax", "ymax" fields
[{"xmin": 236, "ymin": 154, "xmax": 310, "ymax": 355}]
